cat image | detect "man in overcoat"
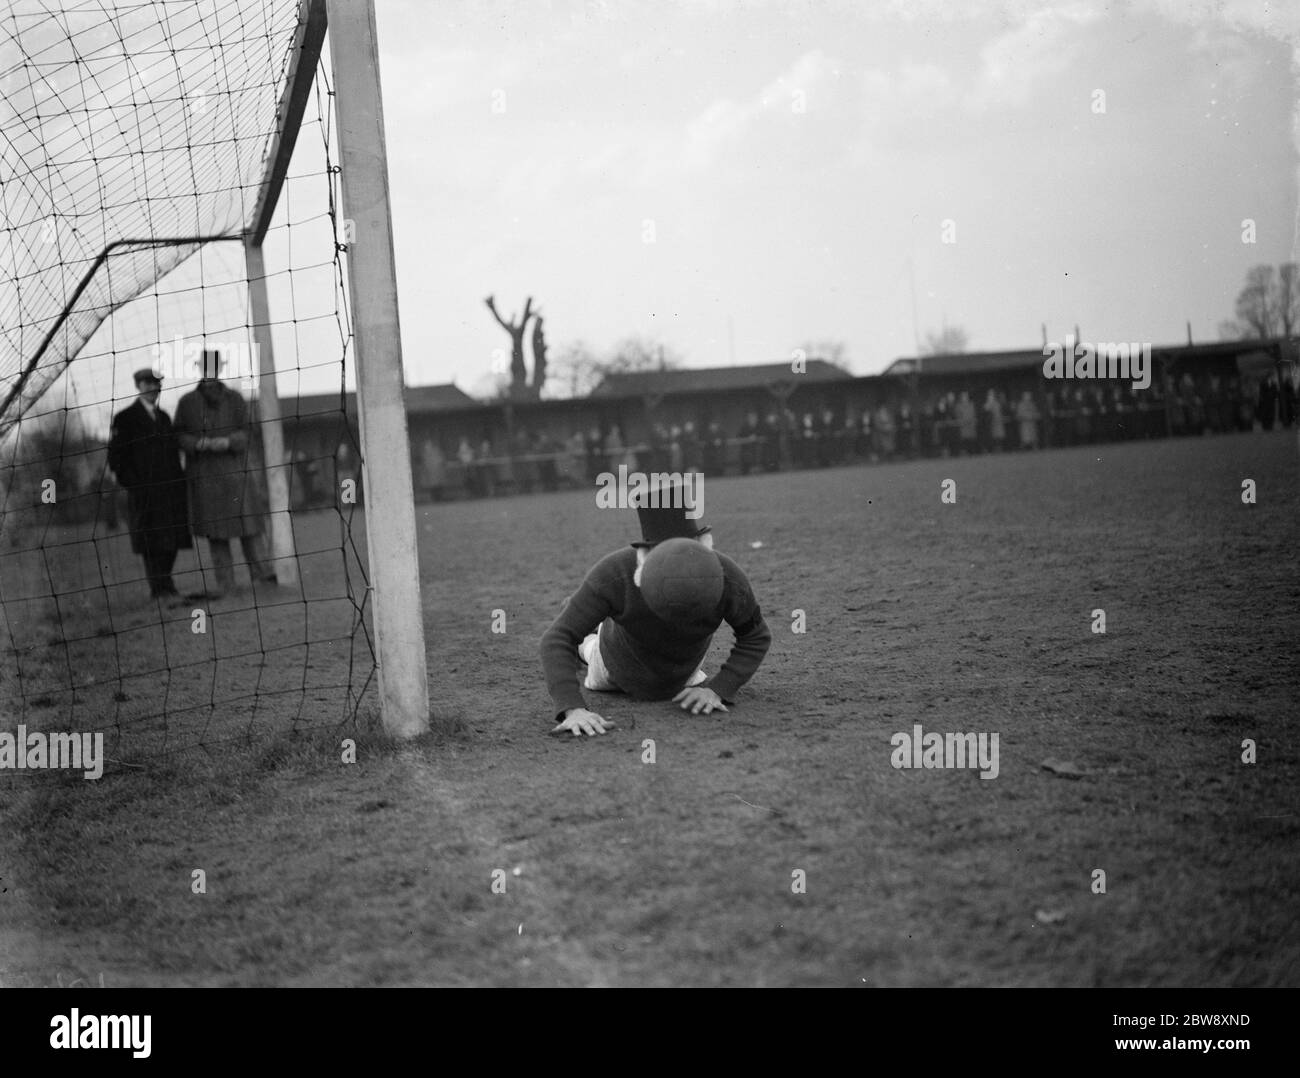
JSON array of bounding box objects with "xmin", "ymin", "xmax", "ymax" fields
[
  {"xmin": 173, "ymin": 350, "xmax": 275, "ymax": 595},
  {"xmin": 106, "ymin": 368, "xmax": 192, "ymax": 601}
]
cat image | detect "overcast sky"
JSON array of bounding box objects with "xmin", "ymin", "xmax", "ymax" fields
[
  {"xmin": 38, "ymin": 0, "xmax": 1300, "ymax": 428},
  {"xmin": 362, "ymin": 0, "xmax": 1297, "ymax": 394}
]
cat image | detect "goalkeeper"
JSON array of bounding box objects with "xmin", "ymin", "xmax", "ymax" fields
[{"xmin": 539, "ymin": 488, "xmax": 771, "ymax": 737}]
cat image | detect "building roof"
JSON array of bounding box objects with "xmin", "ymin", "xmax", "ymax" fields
[
  {"xmin": 285, "ymin": 382, "xmax": 478, "ymax": 419},
  {"xmin": 405, "ymin": 383, "xmax": 480, "ymax": 411},
  {"xmin": 883, "ymin": 350, "xmax": 1044, "ymax": 376},
  {"xmin": 884, "ymin": 338, "xmax": 1293, "ymax": 378},
  {"xmin": 591, "ymin": 360, "xmax": 850, "ymax": 397}
]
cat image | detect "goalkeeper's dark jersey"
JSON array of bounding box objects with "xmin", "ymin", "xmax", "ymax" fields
[{"xmin": 539, "ymin": 546, "xmax": 771, "ymax": 722}]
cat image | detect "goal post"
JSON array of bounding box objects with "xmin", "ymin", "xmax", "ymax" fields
[
  {"xmin": 244, "ymin": 241, "xmax": 298, "ymax": 589},
  {"xmin": 249, "ymin": 0, "xmax": 430, "ymax": 735},
  {"xmin": 0, "ymin": 0, "xmax": 430, "ymax": 748},
  {"xmin": 325, "ymin": 0, "xmax": 430, "ymax": 738},
  {"xmin": 236, "ymin": 0, "xmax": 328, "ymax": 595}
]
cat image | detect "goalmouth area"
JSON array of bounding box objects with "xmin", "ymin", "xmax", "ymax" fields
[{"xmin": 1, "ymin": 0, "xmax": 430, "ymax": 761}]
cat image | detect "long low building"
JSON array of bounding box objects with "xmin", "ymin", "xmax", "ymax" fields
[{"xmin": 273, "ymin": 339, "xmax": 1296, "ymax": 505}]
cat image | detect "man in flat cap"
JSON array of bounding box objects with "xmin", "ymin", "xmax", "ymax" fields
[
  {"xmin": 173, "ymin": 349, "xmax": 275, "ymax": 595},
  {"xmin": 106, "ymin": 367, "xmax": 191, "ymax": 602}
]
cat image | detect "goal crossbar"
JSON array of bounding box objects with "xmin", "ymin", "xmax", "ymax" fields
[
  {"xmin": 250, "ymin": 0, "xmax": 330, "ymax": 248},
  {"xmin": 0, "ymin": 234, "xmax": 244, "ymax": 436}
]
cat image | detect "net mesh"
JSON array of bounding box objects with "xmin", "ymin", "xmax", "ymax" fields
[
  {"xmin": 0, "ymin": 0, "xmax": 380, "ymax": 770},
  {"xmin": 0, "ymin": 0, "xmax": 303, "ymax": 439}
]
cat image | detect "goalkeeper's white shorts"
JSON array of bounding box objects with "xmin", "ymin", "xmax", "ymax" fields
[{"xmin": 579, "ymin": 629, "xmax": 706, "ymax": 692}]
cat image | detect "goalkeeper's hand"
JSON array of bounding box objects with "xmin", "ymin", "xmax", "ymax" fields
[
  {"xmin": 198, "ymin": 435, "xmax": 231, "ymax": 452},
  {"xmin": 672, "ymin": 686, "xmax": 728, "ymax": 715},
  {"xmin": 551, "ymin": 707, "xmax": 614, "ymax": 737}
]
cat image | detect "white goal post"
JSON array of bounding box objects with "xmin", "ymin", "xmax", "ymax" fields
[
  {"xmin": 232, "ymin": 0, "xmax": 430, "ymax": 737},
  {"xmin": 233, "ymin": 0, "xmax": 431, "ymax": 738},
  {"xmin": 323, "ymin": 0, "xmax": 430, "ymax": 737}
]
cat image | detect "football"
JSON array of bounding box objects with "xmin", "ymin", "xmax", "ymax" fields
[{"xmin": 639, "ymin": 537, "xmax": 724, "ymax": 623}]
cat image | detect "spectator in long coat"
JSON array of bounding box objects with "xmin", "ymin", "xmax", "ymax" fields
[
  {"xmin": 874, "ymin": 402, "xmax": 896, "ymax": 458},
  {"xmin": 858, "ymin": 406, "xmax": 873, "ymax": 459},
  {"xmin": 896, "ymin": 402, "xmax": 915, "ymax": 458},
  {"xmin": 585, "ymin": 426, "xmax": 607, "ymax": 481},
  {"xmin": 642, "ymin": 423, "xmax": 666, "ymax": 472},
  {"xmin": 917, "ymin": 400, "xmax": 934, "ymax": 457},
  {"xmin": 976, "ymin": 388, "xmax": 994, "ymax": 452},
  {"xmin": 476, "ymin": 435, "xmax": 497, "ymax": 497},
  {"xmin": 703, "ymin": 419, "xmax": 727, "ymax": 475},
  {"xmin": 1071, "ymin": 388, "xmax": 1092, "ymax": 443},
  {"xmin": 533, "ymin": 430, "xmax": 560, "ymax": 492},
  {"xmin": 1050, "ymin": 386, "xmax": 1074, "ymax": 446},
  {"xmin": 955, "ymin": 391, "xmax": 978, "ymax": 454},
  {"xmin": 173, "ymin": 350, "xmax": 275, "ymax": 595},
  {"xmin": 981, "ymin": 388, "xmax": 1004, "ymax": 451},
  {"xmin": 457, "ymin": 436, "xmax": 479, "ymax": 495},
  {"xmin": 680, "ymin": 421, "xmax": 703, "ymax": 472},
  {"xmin": 562, "ymin": 430, "xmax": 586, "ymax": 488},
  {"xmin": 610, "ymin": 425, "xmax": 635, "ymax": 472},
  {"xmin": 107, "ymin": 368, "xmax": 191, "ymax": 601},
  {"xmin": 932, "ymin": 395, "xmax": 951, "ymax": 456},
  {"xmin": 421, "ymin": 438, "xmax": 448, "ymax": 501},
  {"xmin": 668, "ymin": 425, "xmax": 684, "ymax": 472},
  {"xmin": 798, "ymin": 412, "xmax": 816, "ymax": 468},
  {"xmin": 1281, "ymin": 370, "xmax": 1298, "ymax": 428},
  {"xmin": 941, "ymin": 397, "xmax": 958, "ymax": 455},
  {"xmin": 1210, "ymin": 376, "xmax": 1233, "ymax": 434},
  {"xmin": 761, "ymin": 411, "xmax": 782, "ymax": 471},
  {"xmin": 1179, "ymin": 374, "xmax": 1203, "ymax": 434},
  {"xmin": 816, "ymin": 407, "xmax": 837, "ymax": 466},
  {"xmin": 1086, "ymin": 387, "xmax": 1108, "ymax": 443},
  {"xmin": 511, "ymin": 428, "xmax": 538, "ymax": 494},
  {"xmin": 1235, "ymin": 379, "xmax": 1257, "ymax": 432},
  {"xmin": 1015, "ymin": 391, "xmax": 1041, "ymax": 449},
  {"xmin": 737, "ymin": 411, "xmax": 761, "ymax": 474},
  {"xmin": 1256, "ymin": 376, "xmax": 1277, "ymax": 430}
]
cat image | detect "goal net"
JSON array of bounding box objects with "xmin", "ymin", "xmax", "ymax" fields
[{"xmin": 0, "ymin": 0, "xmax": 382, "ymax": 768}]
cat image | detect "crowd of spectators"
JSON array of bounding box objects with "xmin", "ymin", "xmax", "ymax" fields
[{"xmin": 323, "ymin": 368, "xmax": 1300, "ymax": 504}]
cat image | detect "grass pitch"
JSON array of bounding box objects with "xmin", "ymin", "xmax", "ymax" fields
[{"xmin": 1, "ymin": 431, "xmax": 1297, "ymax": 986}]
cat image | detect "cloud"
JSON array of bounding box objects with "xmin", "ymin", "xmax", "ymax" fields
[
  {"xmin": 383, "ymin": 42, "xmax": 523, "ymax": 116},
  {"xmin": 852, "ymin": 0, "xmax": 1096, "ymax": 25},
  {"xmin": 1186, "ymin": 23, "xmax": 1272, "ymax": 99},
  {"xmin": 966, "ymin": 4, "xmax": 1103, "ymax": 112},
  {"xmin": 1140, "ymin": 0, "xmax": 1300, "ymax": 41},
  {"xmin": 668, "ymin": 49, "xmax": 844, "ymax": 174},
  {"xmin": 681, "ymin": 97, "xmax": 752, "ymax": 169},
  {"xmin": 757, "ymin": 49, "xmax": 844, "ymax": 110},
  {"xmin": 862, "ymin": 61, "xmax": 956, "ymax": 122}
]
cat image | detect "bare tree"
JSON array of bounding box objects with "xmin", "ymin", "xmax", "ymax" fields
[
  {"xmin": 541, "ymin": 336, "xmax": 683, "ymax": 399},
  {"xmin": 921, "ymin": 322, "xmax": 969, "ymax": 355},
  {"xmin": 543, "ymin": 341, "xmax": 604, "ymax": 399},
  {"xmin": 1277, "ymin": 263, "xmax": 1299, "ymax": 338},
  {"xmin": 1218, "ymin": 263, "xmax": 1300, "ymax": 340},
  {"xmin": 484, "ymin": 294, "xmax": 535, "ymax": 397},
  {"xmin": 1228, "ymin": 265, "xmax": 1276, "ymax": 339},
  {"xmin": 606, "ymin": 335, "xmax": 682, "ymax": 374},
  {"xmin": 531, "ymin": 313, "xmax": 549, "ymax": 396}
]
